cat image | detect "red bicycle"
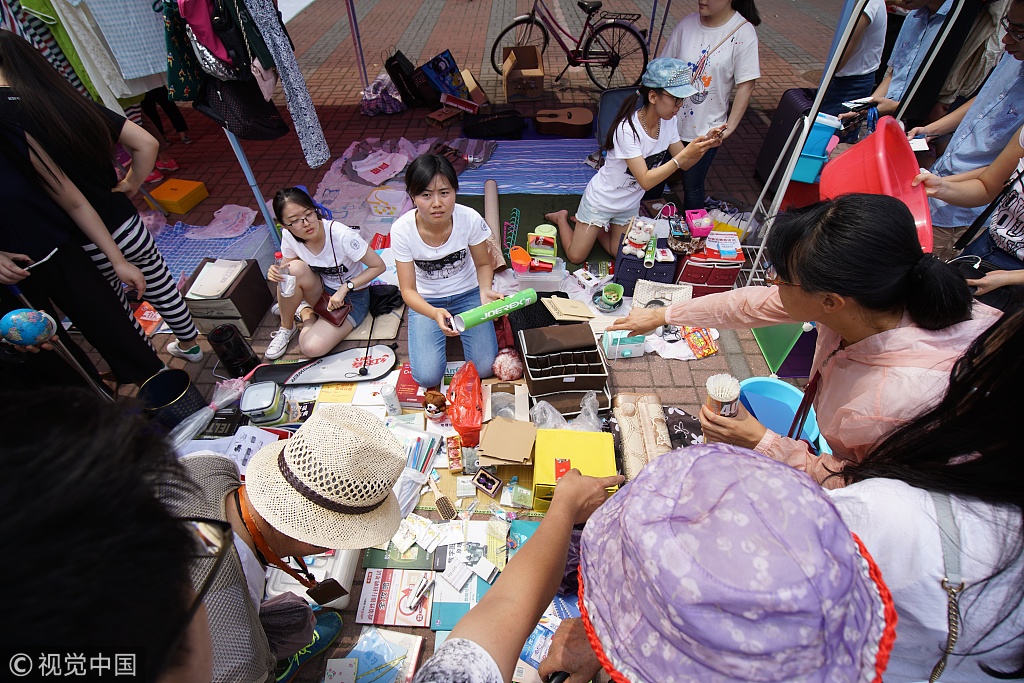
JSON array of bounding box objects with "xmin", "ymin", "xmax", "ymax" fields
[{"xmin": 490, "ymin": 0, "xmax": 649, "ymax": 91}]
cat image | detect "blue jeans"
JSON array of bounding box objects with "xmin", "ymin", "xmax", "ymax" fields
[
  {"xmin": 408, "ymin": 287, "xmax": 498, "ymax": 388},
  {"xmin": 658, "ymin": 146, "xmax": 719, "ymax": 211},
  {"xmin": 818, "ymin": 73, "xmax": 875, "ymax": 142},
  {"xmin": 962, "ymin": 230, "xmax": 1024, "ymax": 270}
]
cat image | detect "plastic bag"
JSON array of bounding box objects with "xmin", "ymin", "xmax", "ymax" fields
[
  {"xmin": 447, "ymin": 361, "xmax": 483, "ymax": 447},
  {"xmin": 490, "ymin": 392, "xmax": 516, "ymax": 420},
  {"xmin": 569, "ymin": 390, "xmax": 602, "ymax": 432},
  {"xmin": 168, "ymin": 377, "xmax": 247, "ymax": 450},
  {"xmin": 530, "ymin": 391, "xmax": 602, "ymax": 432},
  {"xmin": 393, "ymin": 467, "xmax": 429, "ymax": 519},
  {"xmin": 185, "ymin": 204, "xmax": 257, "ymax": 240},
  {"xmin": 530, "ymin": 400, "xmax": 569, "ymax": 430},
  {"xmin": 140, "ymin": 209, "xmax": 168, "ymax": 237}
]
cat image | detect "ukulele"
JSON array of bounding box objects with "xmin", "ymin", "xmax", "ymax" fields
[{"xmin": 533, "ymin": 108, "xmax": 594, "ymax": 138}]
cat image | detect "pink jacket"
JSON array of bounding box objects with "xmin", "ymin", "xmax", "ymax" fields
[{"xmin": 666, "ymin": 287, "xmax": 999, "ymax": 488}]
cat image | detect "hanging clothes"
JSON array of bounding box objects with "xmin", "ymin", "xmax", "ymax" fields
[
  {"xmin": 241, "ymin": 0, "xmax": 329, "ymax": 168},
  {"xmin": 178, "ymin": 0, "xmax": 230, "ymax": 63},
  {"xmin": 64, "ymin": 0, "xmax": 165, "ymax": 80},
  {"xmin": 161, "ymin": 0, "xmax": 203, "ymax": 101},
  {"xmin": 11, "ymin": 0, "xmax": 90, "ymax": 98},
  {"xmin": 1, "ymin": 0, "xmax": 29, "ymax": 37}
]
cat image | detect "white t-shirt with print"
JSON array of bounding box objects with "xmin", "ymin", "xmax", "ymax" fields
[
  {"xmin": 662, "ymin": 11, "xmax": 760, "ymax": 141},
  {"xmin": 835, "ymin": 0, "xmax": 887, "ymax": 77},
  {"xmin": 989, "ymin": 126, "xmax": 1024, "ymax": 261},
  {"xmin": 391, "ymin": 204, "xmax": 491, "ymax": 299},
  {"xmin": 582, "ymin": 110, "xmax": 681, "ymax": 214},
  {"xmin": 281, "ymin": 220, "xmax": 369, "ymax": 292}
]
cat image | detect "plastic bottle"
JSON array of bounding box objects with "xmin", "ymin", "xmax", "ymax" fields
[{"xmin": 275, "ymin": 251, "xmax": 296, "ymax": 297}]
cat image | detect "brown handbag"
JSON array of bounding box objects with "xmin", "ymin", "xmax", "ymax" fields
[
  {"xmin": 311, "ymin": 223, "xmax": 353, "ymax": 327},
  {"xmin": 312, "ymin": 291, "xmax": 352, "ymax": 327}
]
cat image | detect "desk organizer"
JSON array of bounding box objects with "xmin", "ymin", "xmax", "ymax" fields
[
  {"xmin": 685, "ymin": 209, "xmax": 714, "ymax": 237},
  {"xmin": 519, "ymin": 325, "xmax": 608, "ymax": 397}
]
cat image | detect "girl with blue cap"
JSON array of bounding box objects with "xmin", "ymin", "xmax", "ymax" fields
[{"xmin": 545, "ymin": 57, "xmax": 726, "ymax": 264}]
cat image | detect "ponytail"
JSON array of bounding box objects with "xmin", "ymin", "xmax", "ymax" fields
[
  {"xmin": 766, "ymin": 194, "xmax": 972, "ymax": 330},
  {"xmin": 604, "ymin": 87, "xmax": 652, "ymax": 152},
  {"xmin": 732, "ymin": 0, "xmax": 761, "ymax": 25},
  {"xmin": 903, "ymin": 253, "xmax": 973, "ymax": 330}
]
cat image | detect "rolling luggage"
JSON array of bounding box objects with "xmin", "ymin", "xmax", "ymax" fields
[{"xmin": 755, "ymin": 87, "xmax": 815, "ymax": 195}]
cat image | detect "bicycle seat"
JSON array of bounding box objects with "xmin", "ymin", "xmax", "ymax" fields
[{"xmin": 578, "ymin": 0, "xmax": 602, "ymax": 14}]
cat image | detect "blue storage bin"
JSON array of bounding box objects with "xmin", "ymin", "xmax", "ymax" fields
[
  {"xmin": 738, "ymin": 377, "xmax": 820, "ymax": 444},
  {"xmin": 802, "ymin": 113, "xmax": 841, "ymax": 157},
  {"xmin": 792, "ymin": 152, "xmax": 828, "ymax": 184}
]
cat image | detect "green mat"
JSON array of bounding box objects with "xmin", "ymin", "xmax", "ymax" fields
[{"xmin": 461, "ymin": 194, "xmax": 614, "ymax": 272}]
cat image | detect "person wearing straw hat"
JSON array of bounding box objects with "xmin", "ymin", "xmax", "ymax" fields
[
  {"xmin": 163, "ymin": 404, "xmax": 406, "ymax": 683},
  {"xmin": 411, "ymin": 444, "xmax": 896, "ymax": 683}
]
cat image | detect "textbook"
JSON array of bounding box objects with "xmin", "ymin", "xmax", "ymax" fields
[{"xmin": 356, "ymin": 568, "xmax": 433, "ymax": 628}]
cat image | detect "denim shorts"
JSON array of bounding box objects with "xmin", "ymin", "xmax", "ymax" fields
[
  {"xmin": 575, "ymin": 194, "xmax": 638, "ymax": 231},
  {"xmin": 322, "ymin": 283, "xmax": 370, "ymax": 328}
]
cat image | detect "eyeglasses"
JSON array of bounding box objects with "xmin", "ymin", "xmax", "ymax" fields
[
  {"xmin": 158, "ymin": 519, "xmax": 232, "ymax": 674},
  {"xmin": 282, "ymin": 210, "xmax": 316, "ymax": 228},
  {"xmin": 661, "ymin": 91, "xmax": 685, "ymax": 106},
  {"xmin": 764, "ymin": 262, "xmax": 801, "ymax": 287},
  {"xmin": 1002, "ymin": 15, "xmax": 1024, "ymax": 42}
]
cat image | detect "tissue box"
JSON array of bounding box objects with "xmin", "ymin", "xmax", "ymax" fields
[{"xmin": 602, "ymin": 330, "xmax": 645, "ymax": 359}]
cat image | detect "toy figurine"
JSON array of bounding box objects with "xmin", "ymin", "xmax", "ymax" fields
[
  {"xmin": 423, "ymin": 389, "xmax": 448, "ymax": 422},
  {"xmin": 621, "ymin": 220, "xmax": 654, "ymax": 258}
]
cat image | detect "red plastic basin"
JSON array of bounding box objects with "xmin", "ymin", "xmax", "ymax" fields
[{"xmin": 819, "ymin": 116, "xmax": 933, "ymax": 252}]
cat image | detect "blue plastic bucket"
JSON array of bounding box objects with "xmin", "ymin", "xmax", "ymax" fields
[{"xmin": 739, "ymin": 377, "xmax": 820, "ymax": 444}]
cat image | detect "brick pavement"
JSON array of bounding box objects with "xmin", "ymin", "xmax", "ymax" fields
[{"xmin": 78, "ymin": 0, "xmax": 835, "ymax": 675}]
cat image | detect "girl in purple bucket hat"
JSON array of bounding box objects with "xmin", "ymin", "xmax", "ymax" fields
[{"xmin": 412, "ymin": 445, "xmax": 895, "ymax": 683}]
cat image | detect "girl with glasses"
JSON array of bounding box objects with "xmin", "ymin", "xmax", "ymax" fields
[
  {"xmin": 609, "ymin": 193, "xmax": 998, "ymax": 488},
  {"xmin": 544, "ymin": 58, "xmax": 724, "ymax": 265},
  {"xmin": 264, "ymin": 187, "xmax": 386, "ymax": 360}
]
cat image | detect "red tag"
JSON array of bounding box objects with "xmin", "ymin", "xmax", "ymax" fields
[{"xmin": 554, "ymin": 458, "xmax": 571, "ymax": 480}]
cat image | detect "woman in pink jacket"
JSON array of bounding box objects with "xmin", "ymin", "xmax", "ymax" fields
[{"xmin": 611, "ymin": 194, "xmax": 999, "ymax": 487}]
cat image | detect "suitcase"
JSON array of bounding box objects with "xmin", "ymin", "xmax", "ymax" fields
[
  {"xmin": 755, "ymin": 88, "xmax": 815, "ymax": 195},
  {"xmin": 384, "ymin": 49, "xmax": 422, "ymax": 108}
]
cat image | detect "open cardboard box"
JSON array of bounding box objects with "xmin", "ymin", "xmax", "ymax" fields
[
  {"xmin": 482, "ymin": 379, "xmax": 530, "ymax": 421},
  {"xmin": 461, "ymin": 68, "xmax": 491, "ymax": 112},
  {"xmin": 502, "ymin": 46, "xmax": 544, "ymax": 102}
]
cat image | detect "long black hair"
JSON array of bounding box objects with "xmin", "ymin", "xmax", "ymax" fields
[
  {"xmin": 0, "ymin": 31, "xmax": 114, "ymax": 175},
  {"xmin": 604, "ymin": 85, "xmax": 657, "ymax": 152},
  {"xmin": 0, "ymin": 388, "xmax": 197, "ymax": 682},
  {"xmin": 732, "ymin": 0, "xmax": 761, "ymax": 26},
  {"xmin": 766, "ymin": 194, "xmax": 973, "ymax": 330},
  {"xmin": 846, "ymin": 308, "xmax": 1024, "ymax": 678}
]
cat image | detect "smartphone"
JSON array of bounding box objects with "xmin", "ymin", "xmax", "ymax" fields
[{"xmin": 306, "ymin": 578, "xmax": 348, "ymax": 605}]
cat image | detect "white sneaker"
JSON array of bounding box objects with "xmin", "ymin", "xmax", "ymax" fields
[
  {"xmin": 265, "ymin": 326, "xmax": 297, "ymax": 359},
  {"xmin": 271, "ymin": 302, "xmax": 280, "ymax": 316},
  {"xmin": 166, "ymin": 340, "xmax": 204, "ymax": 363},
  {"xmin": 272, "ymin": 302, "xmax": 306, "ymax": 322}
]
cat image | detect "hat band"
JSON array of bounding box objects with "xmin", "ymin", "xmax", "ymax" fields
[{"xmin": 278, "ymin": 450, "xmax": 387, "ymax": 516}]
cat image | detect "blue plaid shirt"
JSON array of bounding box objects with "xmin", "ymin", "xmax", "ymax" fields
[
  {"xmin": 885, "ymin": 0, "xmax": 954, "ymax": 102},
  {"xmin": 930, "ymin": 53, "xmax": 1024, "ymax": 228}
]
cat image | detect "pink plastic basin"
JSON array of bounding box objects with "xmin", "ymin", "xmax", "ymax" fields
[{"xmin": 819, "ymin": 116, "xmax": 933, "ymax": 252}]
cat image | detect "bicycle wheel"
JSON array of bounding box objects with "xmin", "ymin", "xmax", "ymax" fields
[
  {"xmin": 490, "ymin": 17, "xmax": 549, "ymax": 74},
  {"xmin": 582, "ymin": 22, "xmax": 648, "ymax": 90}
]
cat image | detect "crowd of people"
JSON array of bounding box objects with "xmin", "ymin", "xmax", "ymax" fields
[{"xmin": 5, "ymin": 0, "xmax": 1024, "ymax": 681}]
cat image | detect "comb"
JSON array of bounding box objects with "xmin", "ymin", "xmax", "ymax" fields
[{"xmin": 428, "ymin": 477, "xmax": 458, "ymax": 521}]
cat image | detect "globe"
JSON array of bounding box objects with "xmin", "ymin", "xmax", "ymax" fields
[{"xmin": 0, "ymin": 308, "xmax": 58, "ymax": 346}]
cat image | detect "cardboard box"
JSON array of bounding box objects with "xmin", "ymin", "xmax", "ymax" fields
[
  {"xmin": 532, "ymin": 429, "xmax": 617, "ymax": 511},
  {"xmin": 426, "ymin": 106, "xmax": 463, "ymax": 128},
  {"xmin": 184, "ymin": 258, "xmax": 273, "ymax": 337},
  {"xmin": 502, "ymin": 46, "xmax": 544, "ymax": 102},
  {"xmin": 482, "ymin": 380, "xmax": 530, "ymax": 421},
  {"xmin": 478, "ymin": 416, "xmax": 537, "ymax": 467},
  {"xmin": 146, "ymin": 179, "xmax": 208, "ymax": 214},
  {"xmin": 460, "ymin": 69, "xmax": 491, "ymax": 113}
]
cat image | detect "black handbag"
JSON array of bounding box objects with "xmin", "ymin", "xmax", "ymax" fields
[
  {"xmin": 210, "ymin": 0, "xmax": 252, "ymax": 77},
  {"xmin": 949, "ymin": 255, "xmax": 1024, "ymax": 312},
  {"xmin": 193, "ymin": 77, "xmax": 288, "ymax": 140},
  {"xmin": 384, "ymin": 48, "xmax": 422, "ymax": 109}
]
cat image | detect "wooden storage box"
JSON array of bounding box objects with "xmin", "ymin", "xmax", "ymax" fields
[{"xmin": 146, "ymin": 179, "xmax": 209, "ymax": 214}]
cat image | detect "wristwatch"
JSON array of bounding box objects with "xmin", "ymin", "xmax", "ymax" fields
[{"xmin": 345, "ymin": 281, "xmax": 355, "ymax": 291}]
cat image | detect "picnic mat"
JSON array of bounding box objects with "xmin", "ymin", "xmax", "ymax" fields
[
  {"xmin": 345, "ymin": 305, "xmax": 405, "ymax": 341},
  {"xmin": 460, "ymin": 193, "xmax": 614, "ymax": 270},
  {"xmin": 458, "ymin": 139, "xmax": 597, "ymax": 195},
  {"xmin": 416, "ymin": 462, "xmax": 542, "ymax": 517}
]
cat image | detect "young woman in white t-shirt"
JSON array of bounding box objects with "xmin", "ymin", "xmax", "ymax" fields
[
  {"xmin": 661, "ymin": 0, "xmax": 760, "ymax": 210},
  {"xmin": 392, "ymin": 154, "xmax": 500, "ymax": 388},
  {"xmin": 545, "ymin": 58, "xmax": 724, "ymax": 264},
  {"xmin": 264, "ymin": 187, "xmax": 386, "ymax": 359}
]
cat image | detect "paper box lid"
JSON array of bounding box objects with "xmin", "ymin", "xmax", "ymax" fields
[
  {"xmin": 533, "ymin": 429, "xmax": 616, "ymax": 486},
  {"xmin": 477, "ymin": 416, "xmax": 537, "ymax": 466}
]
